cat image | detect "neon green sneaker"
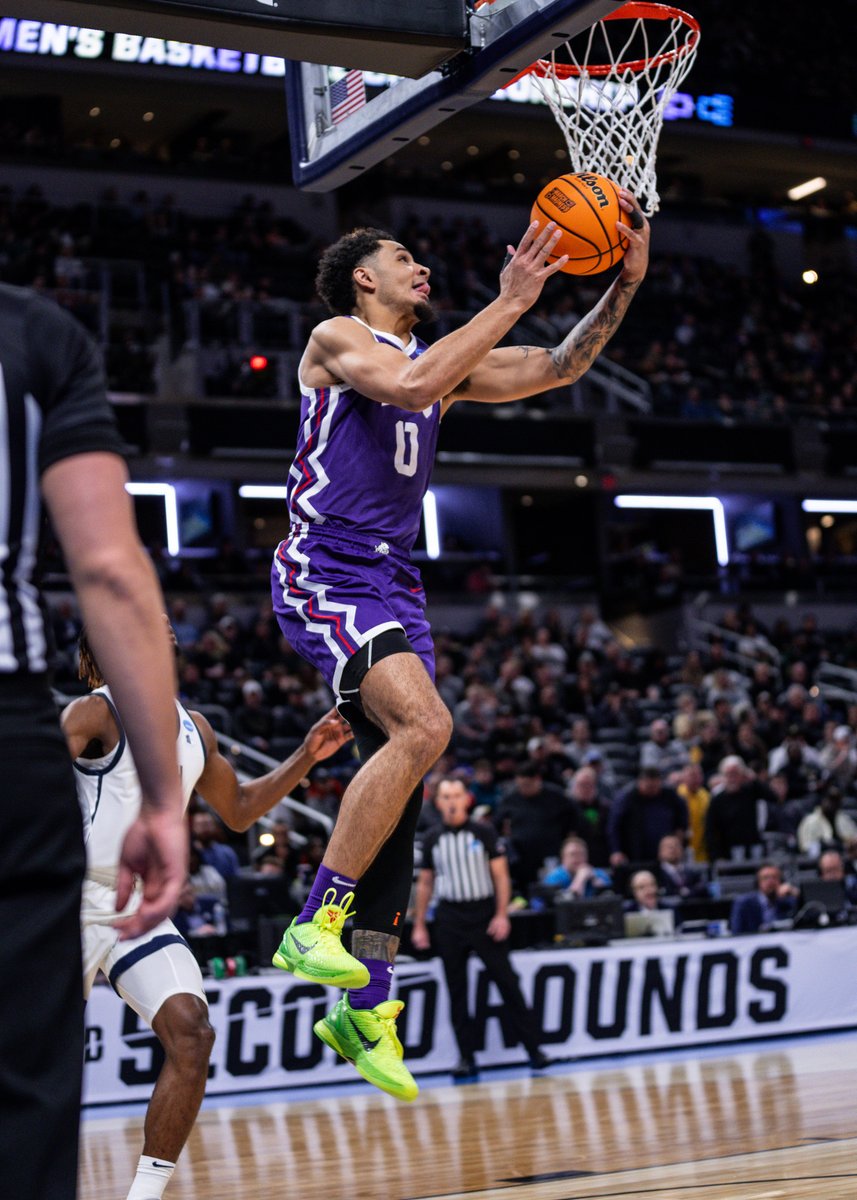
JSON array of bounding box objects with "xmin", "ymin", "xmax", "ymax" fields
[
  {"xmin": 314, "ymin": 996, "xmax": 419, "ymax": 1102},
  {"xmin": 272, "ymin": 890, "xmax": 369, "ymax": 989}
]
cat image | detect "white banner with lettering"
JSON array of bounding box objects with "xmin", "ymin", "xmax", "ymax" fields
[{"xmin": 82, "ymin": 927, "xmax": 857, "ymax": 1105}]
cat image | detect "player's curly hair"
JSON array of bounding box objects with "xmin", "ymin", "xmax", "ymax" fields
[
  {"xmin": 315, "ymin": 227, "xmax": 395, "ymax": 316},
  {"xmin": 77, "ymin": 628, "xmax": 104, "ymax": 690}
]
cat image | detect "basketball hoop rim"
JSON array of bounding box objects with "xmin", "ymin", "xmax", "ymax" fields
[{"xmin": 505, "ymin": 2, "xmax": 699, "ymax": 85}]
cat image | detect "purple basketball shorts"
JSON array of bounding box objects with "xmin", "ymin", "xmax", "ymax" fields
[{"xmin": 271, "ymin": 525, "xmax": 435, "ymax": 700}]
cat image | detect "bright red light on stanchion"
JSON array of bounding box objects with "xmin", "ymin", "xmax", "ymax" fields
[{"xmin": 249, "ymin": 354, "xmax": 269, "ymax": 371}]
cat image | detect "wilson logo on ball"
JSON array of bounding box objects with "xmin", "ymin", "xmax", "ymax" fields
[
  {"xmin": 577, "ymin": 173, "xmax": 610, "ymax": 208},
  {"xmin": 544, "ymin": 187, "xmax": 576, "ymax": 213}
]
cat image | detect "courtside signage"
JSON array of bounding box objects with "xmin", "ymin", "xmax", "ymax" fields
[
  {"xmin": 0, "ymin": 17, "xmax": 733, "ymax": 125},
  {"xmin": 83, "ymin": 927, "xmax": 857, "ymax": 1104}
]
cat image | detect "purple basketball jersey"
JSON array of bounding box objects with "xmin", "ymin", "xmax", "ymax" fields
[{"xmin": 287, "ymin": 318, "xmax": 440, "ymax": 551}]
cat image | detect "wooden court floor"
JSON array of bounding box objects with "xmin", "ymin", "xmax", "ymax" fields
[{"xmin": 80, "ymin": 1033, "xmax": 857, "ymax": 1200}]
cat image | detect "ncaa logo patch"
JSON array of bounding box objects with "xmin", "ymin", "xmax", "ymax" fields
[{"xmin": 545, "ymin": 187, "xmax": 575, "ymax": 213}]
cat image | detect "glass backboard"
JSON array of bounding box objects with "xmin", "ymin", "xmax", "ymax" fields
[{"xmin": 285, "ymin": 0, "xmax": 622, "ymax": 191}]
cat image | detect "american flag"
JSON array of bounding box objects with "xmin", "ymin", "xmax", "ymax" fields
[{"xmin": 329, "ymin": 70, "xmax": 366, "ymax": 125}]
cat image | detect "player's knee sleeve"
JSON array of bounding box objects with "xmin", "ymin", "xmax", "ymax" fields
[
  {"xmin": 337, "ymin": 700, "xmax": 387, "ymax": 762},
  {"xmin": 337, "ymin": 693, "xmax": 421, "ymax": 937}
]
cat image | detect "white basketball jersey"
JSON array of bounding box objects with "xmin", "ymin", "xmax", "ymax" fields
[{"xmin": 75, "ymin": 685, "xmax": 206, "ymax": 885}]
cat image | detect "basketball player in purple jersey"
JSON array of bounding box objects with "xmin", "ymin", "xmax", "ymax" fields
[{"xmin": 271, "ymin": 199, "xmax": 649, "ymax": 1099}]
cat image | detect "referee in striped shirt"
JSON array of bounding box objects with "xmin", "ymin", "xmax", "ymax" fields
[
  {"xmin": 413, "ymin": 777, "xmax": 547, "ymax": 1078},
  {"xmin": 0, "ymin": 283, "xmax": 187, "ymax": 1200}
]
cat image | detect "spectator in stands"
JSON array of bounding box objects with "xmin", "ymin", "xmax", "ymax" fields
[
  {"xmin": 626, "ymin": 870, "xmax": 669, "ymax": 913},
  {"xmin": 817, "ymin": 849, "xmax": 857, "ymax": 906},
  {"xmin": 676, "ymin": 761, "xmax": 710, "ymax": 863},
  {"xmin": 705, "ymin": 756, "xmax": 775, "ymax": 863},
  {"xmin": 469, "ymin": 758, "xmax": 503, "ymax": 813},
  {"xmin": 530, "ymin": 625, "xmax": 568, "ymax": 677},
  {"xmin": 529, "ymin": 731, "xmax": 573, "ymax": 787},
  {"xmin": 245, "ymin": 612, "xmax": 280, "ymax": 669},
  {"xmin": 452, "ymin": 682, "xmax": 499, "ymax": 762},
  {"xmin": 730, "ymin": 863, "xmax": 799, "ymax": 934},
  {"xmin": 233, "ymin": 679, "xmax": 274, "ymax": 750},
  {"xmin": 672, "ymin": 712, "xmax": 699, "ymax": 767},
  {"xmin": 778, "ymin": 683, "xmax": 810, "ymax": 729},
  {"xmin": 566, "ymin": 717, "xmax": 595, "ymax": 769},
  {"xmin": 655, "ymin": 835, "xmax": 708, "ymax": 899},
  {"xmin": 819, "ymin": 724, "xmax": 857, "ymax": 793},
  {"xmin": 748, "ymin": 660, "xmax": 779, "ymax": 704},
  {"xmin": 697, "ymin": 714, "xmax": 732, "ymax": 778},
  {"xmin": 495, "ymin": 762, "xmax": 580, "ymax": 891},
  {"xmin": 769, "ymin": 724, "xmax": 823, "ymax": 778},
  {"xmin": 703, "ymin": 665, "xmax": 750, "ymax": 711},
  {"xmin": 191, "ymin": 808, "xmax": 240, "ymax": 878},
  {"xmin": 764, "ymin": 770, "xmax": 805, "ymax": 849},
  {"xmin": 733, "ymin": 713, "xmax": 769, "ymax": 776},
  {"xmin": 797, "ymin": 787, "xmax": 857, "ymax": 857},
  {"xmin": 187, "ymin": 844, "xmax": 227, "ymax": 902},
  {"xmin": 173, "ymin": 877, "xmax": 220, "ymax": 938},
  {"xmin": 591, "ymin": 680, "xmax": 639, "ymax": 737},
  {"xmin": 648, "ymin": 835, "xmax": 700, "ymax": 902},
  {"xmin": 169, "ymin": 597, "xmax": 201, "ymax": 649},
  {"xmin": 581, "ymin": 745, "xmax": 617, "ymax": 793},
  {"xmin": 542, "ymin": 835, "xmax": 612, "ymax": 896},
  {"xmin": 251, "ymin": 820, "xmax": 298, "ymax": 887},
  {"xmin": 567, "ymin": 765, "xmax": 611, "ymax": 866},
  {"xmin": 753, "ymin": 691, "xmax": 786, "ymax": 751},
  {"xmin": 435, "ymin": 653, "xmax": 465, "ymax": 712},
  {"xmin": 769, "ymin": 732, "xmax": 822, "ymax": 802},
  {"xmin": 800, "ymin": 697, "xmax": 826, "ymax": 747},
  {"xmin": 570, "ymin": 605, "xmax": 612, "ymax": 653},
  {"xmin": 607, "ymin": 766, "xmax": 688, "ymax": 867},
  {"xmin": 640, "ymin": 717, "xmax": 691, "ymax": 778}
]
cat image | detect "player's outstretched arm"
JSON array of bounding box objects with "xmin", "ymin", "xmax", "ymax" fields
[
  {"xmin": 444, "ymin": 190, "xmax": 650, "ymax": 407},
  {"xmin": 308, "ymin": 221, "xmax": 567, "ymax": 411},
  {"xmin": 43, "ymin": 450, "xmax": 187, "ymax": 938},
  {"xmin": 191, "ymin": 707, "xmax": 353, "ymax": 832},
  {"xmin": 410, "ymin": 868, "xmax": 436, "ymax": 951}
]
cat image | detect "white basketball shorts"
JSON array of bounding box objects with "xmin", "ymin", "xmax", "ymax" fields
[{"xmin": 82, "ymin": 879, "xmax": 207, "ymax": 1026}]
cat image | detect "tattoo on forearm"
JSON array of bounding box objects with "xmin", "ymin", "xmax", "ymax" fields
[
  {"xmin": 550, "ymin": 277, "xmax": 640, "ymax": 380},
  {"xmin": 353, "ymin": 929, "xmax": 400, "ymax": 964}
]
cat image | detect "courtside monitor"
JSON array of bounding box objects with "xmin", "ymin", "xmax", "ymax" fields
[
  {"xmin": 555, "ymin": 894, "xmax": 624, "ymax": 944},
  {"xmin": 624, "ymin": 909, "xmax": 676, "ymax": 939},
  {"xmin": 800, "ymin": 879, "xmax": 847, "ymax": 916}
]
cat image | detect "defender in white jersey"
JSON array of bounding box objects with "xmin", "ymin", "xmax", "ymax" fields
[{"xmin": 62, "ymin": 627, "xmax": 351, "ymax": 1200}]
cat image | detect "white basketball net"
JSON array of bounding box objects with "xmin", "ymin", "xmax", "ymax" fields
[{"xmin": 524, "ymin": 3, "xmax": 700, "ymax": 215}]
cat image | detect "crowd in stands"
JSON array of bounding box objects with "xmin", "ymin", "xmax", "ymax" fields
[
  {"xmin": 49, "ymin": 590, "xmax": 857, "ymax": 958},
  {"xmin": 1, "ymin": 180, "xmax": 855, "ymax": 419}
]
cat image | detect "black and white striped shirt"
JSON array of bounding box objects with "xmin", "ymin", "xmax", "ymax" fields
[
  {"xmin": 0, "ymin": 285, "xmax": 123, "ymax": 674},
  {"xmin": 420, "ymin": 819, "xmax": 503, "ymax": 903}
]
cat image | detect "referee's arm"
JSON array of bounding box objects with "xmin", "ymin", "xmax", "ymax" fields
[
  {"xmin": 411, "ymin": 868, "xmax": 435, "ymax": 951},
  {"xmin": 487, "ymin": 856, "xmax": 512, "ymax": 942}
]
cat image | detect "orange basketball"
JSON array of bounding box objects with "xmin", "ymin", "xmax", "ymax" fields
[{"xmin": 531, "ymin": 171, "xmax": 631, "ymax": 276}]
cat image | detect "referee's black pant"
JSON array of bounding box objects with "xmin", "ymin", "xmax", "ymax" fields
[
  {"xmin": 434, "ymin": 898, "xmax": 541, "ymax": 1061},
  {"xmin": 0, "ymin": 676, "xmax": 85, "ymax": 1200}
]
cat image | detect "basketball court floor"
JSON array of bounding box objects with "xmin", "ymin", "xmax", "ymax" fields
[{"xmin": 80, "ymin": 1028, "xmax": 857, "ymax": 1199}]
